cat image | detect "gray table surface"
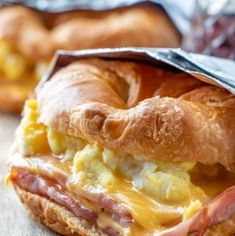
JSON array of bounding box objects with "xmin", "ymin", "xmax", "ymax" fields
[{"xmin": 0, "ymin": 113, "xmax": 58, "ymax": 236}]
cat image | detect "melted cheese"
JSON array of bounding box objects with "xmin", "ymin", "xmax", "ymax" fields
[
  {"xmin": 111, "ymin": 181, "xmax": 179, "ymax": 233},
  {"xmin": 70, "ymin": 144, "xmax": 206, "ymax": 235},
  {"xmin": 16, "ymin": 99, "xmax": 235, "ymax": 236}
]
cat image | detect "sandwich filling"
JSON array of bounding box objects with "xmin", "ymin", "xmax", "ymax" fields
[
  {"xmin": 9, "ymin": 99, "xmax": 235, "ymax": 236},
  {"xmin": 0, "ymin": 40, "xmax": 48, "ymax": 94}
]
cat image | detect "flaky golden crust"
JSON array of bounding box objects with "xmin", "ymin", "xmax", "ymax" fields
[
  {"xmin": 38, "ymin": 58, "xmax": 235, "ymax": 170},
  {"xmin": 205, "ymin": 214, "xmax": 235, "ymax": 236},
  {"xmin": 0, "ymin": 6, "xmax": 54, "ymax": 60},
  {"xmin": 15, "ymin": 186, "xmax": 105, "ymax": 236},
  {"xmin": 0, "ymin": 5, "xmax": 180, "ymax": 60},
  {"xmin": 15, "ymin": 185, "xmax": 235, "ymax": 236},
  {"xmin": 52, "ymin": 4, "xmax": 173, "ymax": 26},
  {"xmin": 51, "ymin": 7, "xmax": 180, "ymax": 50}
]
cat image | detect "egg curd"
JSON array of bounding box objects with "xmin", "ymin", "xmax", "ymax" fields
[
  {"xmin": 0, "ymin": 40, "xmax": 48, "ymax": 88},
  {"xmin": 15, "ymin": 99, "xmax": 235, "ymax": 235}
]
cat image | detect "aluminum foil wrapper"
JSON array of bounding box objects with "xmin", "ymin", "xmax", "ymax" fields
[
  {"xmin": 38, "ymin": 47, "xmax": 235, "ymax": 95},
  {"xmin": 1, "ymin": 0, "xmax": 195, "ymax": 35}
]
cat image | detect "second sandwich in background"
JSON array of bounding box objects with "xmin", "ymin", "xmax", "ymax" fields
[
  {"xmin": 8, "ymin": 57, "xmax": 235, "ymax": 235},
  {"xmin": 0, "ymin": 3, "xmax": 180, "ymax": 113}
]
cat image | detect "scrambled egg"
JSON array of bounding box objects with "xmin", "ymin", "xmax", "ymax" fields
[
  {"xmin": 18, "ymin": 100, "xmax": 85, "ymax": 159},
  {"xmin": 48, "ymin": 128, "xmax": 85, "ymax": 160},
  {"xmin": 72, "ymin": 145, "xmax": 206, "ymax": 205},
  {"xmin": 0, "ymin": 40, "xmax": 48, "ymax": 81},
  {"xmin": 17, "ymin": 99, "xmax": 50, "ymax": 155},
  {"xmin": 18, "ymin": 99, "xmax": 205, "ymax": 230},
  {"xmin": 71, "ymin": 144, "xmax": 204, "ymax": 231},
  {"xmin": 0, "ymin": 40, "xmax": 30, "ymax": 81},
  {"xmin": 72, "ymin": 145, "xmax": 117, "ymax": 188}
]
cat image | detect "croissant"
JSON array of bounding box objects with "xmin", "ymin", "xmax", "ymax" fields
[
  {"xmin": 0, "ymin": 5, "xmax": 180, "ymax": 113},
  {"xmin": 9, "ymin": 58, "xmax": 235, "ymax": 236},
  {"xmin": 51, "ymin": 7, "xmax": 180, "ymax": 50}
]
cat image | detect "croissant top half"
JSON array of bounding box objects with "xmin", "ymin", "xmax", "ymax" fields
[{"xmin": 37, "ymin": 58, "xmax": 235, "ymax": 171}]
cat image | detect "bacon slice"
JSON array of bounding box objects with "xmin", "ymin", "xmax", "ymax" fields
[{"xmin": 159, "ymin": 186, "xmax": 235, "ymax": 236}]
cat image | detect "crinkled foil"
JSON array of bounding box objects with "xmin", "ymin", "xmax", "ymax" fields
[
  {"xmin": 38, "ymin": 47, "xmax": 235, "ymax": 94},
  {"xmin": 1, "ymin": 0, "xmax": 194, "ymax": 35}
]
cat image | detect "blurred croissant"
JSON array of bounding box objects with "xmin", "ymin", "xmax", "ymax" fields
[{"xmin": 0, "ymin": 4, "xmax": 180, "ymax": 114}]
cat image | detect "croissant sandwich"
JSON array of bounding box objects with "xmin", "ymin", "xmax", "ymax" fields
[
  {"xmin": 0, "ymin": 5, "xmax": 180, "ymax": 113},
  {"xmin": 8, "ymin": 58, "xmax": 235, "ymax": 236}
]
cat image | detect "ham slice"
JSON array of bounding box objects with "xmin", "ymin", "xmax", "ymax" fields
[
  {"xmin": 11, "ymin": 167, "xmax": 98, "ymax": 223},
  {"xmin": 159, "ymin": 186, "xmax": 235, "ymax": 236},
  {"xmin": 11, "ymin": 167, "xmax": 235, "ymax": 235},
  {"xmin": 78, "ymin": 189, "xmax": 133, "ymax": 226},
  {"xmin": 10, "ymin": 167, "xmax": 132, "ymax": 236}
]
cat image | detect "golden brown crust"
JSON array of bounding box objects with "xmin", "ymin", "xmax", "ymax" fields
[
  {"xmin": 205, "ymin": 213, "xmax": 235, "ymax": 236},
  {"xmin": 14, "ymin": 185, "xmax": 235, "ymax": 236},
  {"xmin": 37, "ymin": 58, "xmax": 235, "ymax": 170},
  {"xmin": 51, "ymin": 7, "xmax": 180, "ymax": 50},
  {"xmin": 15, "ymin": 186, "xmax": 105, "ymax": 236},
  {"xmin": 0, "ymin": 6, "xmax": 55, "ymax": 60},
  {"xmin": 52, "ymin": 4, "xmax": 169, "ymax": 26},
  {"xmin": 0, "ymin": 5, "xmax": 180, "ymax": 60}
]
